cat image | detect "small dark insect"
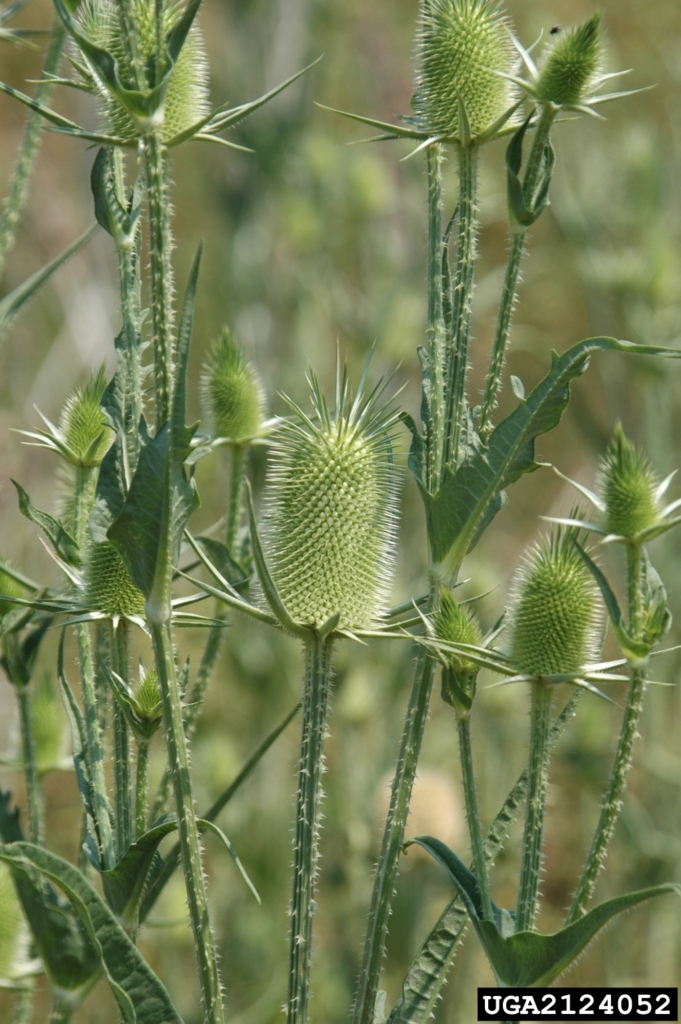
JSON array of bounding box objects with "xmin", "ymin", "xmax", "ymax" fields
[{"xmin": 550, "ymin": 24, "xmax": 561, "ymax": 34}]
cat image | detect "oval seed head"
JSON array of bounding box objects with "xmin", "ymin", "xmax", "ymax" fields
[
  {"xmin": 30, "ymin": 677, "xmax": 65, "ymax": 775},
  {"xmin": 0, "ymin": 863, "xmax": 22, "ymax": 980},
  {"xmin": 0, "ymin": 563, "xmax": 24, "ymax": 621},
  {"xmin": 58, "ymin": 366, "xmax": 112, "ymax": 467},
  {"xmin": 414, "ymin": 0, "xmax": 517, "ymax": 141},
  {"xmin": 434, "ymin": 588, "xmax": 482, "ymax": 672},
  {"xmin": 201, "ymin": 328, "xmax": 266, "ymax": 442},
  {"xmin": 78, "ymin": 0, "xmax": 210, "ymax": 143},
  {"xmin": 510, "ymin": 529, "xmax": 599, "ymax": 678},
  {"xmin": 535, "ymin": 13, "xmax": 603, "ymax": 108},
  {"xmin": 84, "ymin": 541, "xmax": 145, "ymax": 618},
  {"xmin": 599, "ymin": 424, "xmax": 659, "ymax": 540},
  {"xmin": 263, "ymin": 369, "xmax": 399, "ymax": 630}
]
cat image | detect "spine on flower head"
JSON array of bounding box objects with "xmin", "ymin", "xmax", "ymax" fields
[
  {"xmin": 535, "ymin": 13, "xmax": 603, "ymax": 108},
  {"xmin": 509, "ymin": 527, "xmax": 599, "ymax": 678},
  {"xmin": 415, "ymin": 0, "xmax": 516, "ymax": 142},
  {"xmin": 59, "ymin": 365, "xmax": 112, "ymax": 468},
  {"xmin": 200, "ymin": 327, "xmax": 265, "ymax": 444},
  {"xmin": 262, "ymin": 367, "xmax": 399, "ymax": 631}
]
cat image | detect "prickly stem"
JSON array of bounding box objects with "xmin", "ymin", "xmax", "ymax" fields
[
  {"xmin": 456, "ymin": 713, "xmax": 493, "ymax": 920},
  {"xmin": 144, "ymin": 133, "xmax": 175, "ymax": 428},
  {"xmin": 516, "ymin": 680, "xmax": 553, "ymax": 932},
  {"xmin": 426, "ymin": 144, "xmax": 445, "ymax": 489},
  {"xmin": 16, "ymin": 678, "xmax": 43, "ymax": 846},
  {"xmin": 226, "ymin": 445, "xmax": 246, "ymax": 559},
  {"xmin": 111, "ymin": 620, "xmax": 133, "ymax": 857}
]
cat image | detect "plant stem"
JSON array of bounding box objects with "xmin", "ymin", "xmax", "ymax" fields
[
  {"xmin": 150, "ymin": 619, "xmax": 225, "ymax": 1024},
  {"xmin": 16, "ymin": 680, "xmax": 43, "ymax": 845},
  {"xmin": 111, "ymin": 621, "xmax": 132, "ymax": 857},
  {"xmin": 426, "ymin": 144, "xmax": 445, "ymax": 490},
  {"xmin": 479, "ymin": 107, "xmax": 556, "ymax": 440},
  {"xmin": 143, "ymin": 134, "xmax": 175, "ymax": 428},
  {"xmin": 516, "ymin": 680, "xmax": 553, "ymax": 932},
  {"xmin": 0, "ymin": 22, "xmax": 65, "ymax": 276},
  {"xmin": 566, "ymin": 542, "xmax": 647, "ymax": 924},
  {"xmin": 226, "ymin": 445, "xmax": 246, "ymax": 559},
  {"xmin": 456, "ymin": 713, "xmax": 493, "ymax": 921},
  {"xmin": 352, "ymin": 628, "xmax": 436, "ymax": 1024},
  {"xmin": 287, "ymin": 635, "xmax": 333, "ymax": 1024},
  {"xmin": 49, "ymin": 991, "xmax": 75, "ymax": 1024},
  {"xmin": 135, "ymin": 739, "xmax": 151, "ymax": 839},
  {"xmin": 13, "ymin": 988, "xmax": 33, "ymax": 1024},
  {"xmin": 444, "ymin": 143, "xmax": 479, "ymax": 469}
]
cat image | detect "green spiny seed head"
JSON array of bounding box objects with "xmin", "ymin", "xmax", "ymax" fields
[
  {"xmin": 0, "ymin": 863, "xmax": 22, "ymax": 979},
  {"xmin": 599, "ymin": 424, "xmax": 659, "ymax": 539},
  {"xmin": 78, "ymin": 0, "xmax": 210, "ymax": 143},
  {"xmin": 510, "ymin": 529, "xmax": 599, "ymax": 678},
  {"xmin": 201, "ymin": 328, "xmax": 266, "ymax": 442},
  {"xmin": 415, "ymin": 0, "xmax": 517, "ymax": 141},
  {"xmin": 535, "ymin": 13, "xmax": 603, "ymax": 108},
  {"xmin": 0, "ymin": 563, "xmax": 24, "ymax": 620},
  {"xmin": 84, "ymin": 542, "xmax": 145, "ymax": 618},
  {"xmin": 136, "ymin": 667, "xmax": 162, "ymax": 722},
  {"xmin": 434, "ymin": 589, "xmax": 482, "ymax": 671},
  {"xmin": 58, "ymin": 366, "xmax": 112, "ymax": 467},
  {"xmin": 263, "ymin": 369, "xmax": 399, "ymax": 630},
  {"xmin": 30, "ymin": 677, "xmax": 65, "ymax": 774}
]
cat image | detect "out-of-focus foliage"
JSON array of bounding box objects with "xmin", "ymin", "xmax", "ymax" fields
[{"xmin": 0, "ymin": 0, "xmax": 679, "ymax": 1020}]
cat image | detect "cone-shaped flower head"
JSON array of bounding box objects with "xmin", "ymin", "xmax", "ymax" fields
[
  {"xmin": 0, "ymin": 863, "xmax": 22, "ymax": 980},
  {"xmin": 84, "ymin": 541, "xmax": 145, "ymax": 618},
  {"xmin": 58, "ymin": 366, "xmax": 112, "ymax": 467},
  {"xmin": 263, "ymin": 366, "xmax": 399, "ymax": 631},
  {"xmin": 535, "ymin": 14, "xmax": 603, "ymax": 108},
  {"xmin": 78, "ymin": 0, "xmax": 210, "ymax": 142},
  {"xmin": 415, "ymin": 0, "xmax": 517, "ymax": 142},
  {"xmin": 510, "ymin": 529, "xmax": 599, "ymax": 678},
  {"xmin": 434, "ymin": 588, "xmax": 482, "ymax": 672},
  {"xmin": 136, "ymin": 666, "xmax": 162, "ymax": 722},
  {"xmin": 201, "ymin": 328, "xmax": 266, "ymax": 443},
  {"xmin": 599, "ymin": 425, "xmax": 659, "ymax": 540},
  {"xmin": 0, "ymin": 563, "xmax": 24, "ymax": 621}
]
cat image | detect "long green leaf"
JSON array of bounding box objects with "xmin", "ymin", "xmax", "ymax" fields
[
  {"xmin": 0, "ymin": 842, "xmax": 183, "ymax": 1022},
  {"xmin": 422, "ymin": 338, "xmax": 681, "ymax": 575},
  {"xmin": 101, "ymin": 816, "xmax": 178, "ymax": 923},
  {"xmin": 12, "ymin": 480, "xmax": 80, "ymax": 566}
]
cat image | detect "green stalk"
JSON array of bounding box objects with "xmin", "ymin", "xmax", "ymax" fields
[
  {"xmin": 516, "ymin": 680, "xmax": 553, "ymax": 932},
  {"xmin": 0, "ymin": 22, "xmax": 65, "ymax": 276},
  {"xmin": 143, "ymin": 134, "xmax": 175, "ymax": 427},
  {"xmin": 150, "ymin": 619, "xmax": 225, "ymax": 1024},
  {"xmin": 226, "ymin": 445, "xmax": 246, "ymax": 559},
  {"xmin": 352, "ymin": 631, "xmax": 436, "ymax": 1024},
  {"xmin": 566, "ymin": 542, "xmax": 646, "ymax": 923},
  {"xmin": 111, "ymin": 621, "xmax": 132, "ymax": 857},
  {"xmin": 49, "ymin": 991, "xmax": 76, "ymax": 1024},
  {"xmin": 13, "ymin": 989, "xmax": 33, "ymax": 1024},
  {"xmin": 135, "ymin": 739, "xmax": 151, "ymax": 840},
  {"xmin": 479, "ymin": 107, "xmax": 556, "ymax": 440},
  {"xmin": 73, "ymin": 467, "xmax": 115, "ymax": 871},
  {"xmin": 456, "ymin": 713, "xmax": 492, "ymax": 921},
  {"xmin": 287, "ymin": 635, "xmax": 333, "ymax": 1024},
  {"xmin": 16, "ymin": 680, "xmax": 43, "ymax": 845},
  {"xmin": 426, "ymin": 144, "xmax": 445, "ymax": 490},
  {"xmin": 444, "ymin": 143, "xmax": 479, "ymax": 469}
]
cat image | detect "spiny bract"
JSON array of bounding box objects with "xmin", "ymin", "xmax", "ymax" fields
[
  {"xmin": 415, "ymin": 0, "xmax": 516, "ymax": 141},
  {"xmin": 200, "ymin": 328, "xmax": 265, "ymax": 442},
  {"xmin": 58, "ymin": 365, "xmax": 112, "ymax": 467},
  {"xmin": 599, "ymin": 425, "xmax": 659, "ymax": 540},
  {"xmin": 78, "ymin": 0, "xmax": 210, "ymax": 142},
  {"xmin": 84, "ymin": 541, "xmax": 146, "ymax": 618},
  {"xmin": 535, "ymin": 13, "xmax": 603, "ymax": 108},
  {"xmin": 510, "ymin": 529, "xmax": 598, "ymax": 677},
  {"xmin": 435, "ymin": 589, "xmax": 482, "ymax": 672},
  {"xmin": 263, "ymin": 368, "xmax": 398, "ymax": 630}
]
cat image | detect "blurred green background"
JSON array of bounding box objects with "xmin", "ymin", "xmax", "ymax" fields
[{"xmin": 0, "ymin": 0, "xmax": 680, "ymax": 1020}]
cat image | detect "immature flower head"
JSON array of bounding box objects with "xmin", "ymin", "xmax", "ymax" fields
[
  {"xmin": 599, "ymin": 425, "xmax": 659, "ymax": 540},
  {"xmin": 201, "ymin": 328, "xmax": 266, "ymax": 443},
  {"xmin": 434, "ymin": 588, "xmax": 482, "ymax": 673},
  {"xmin": 78, "ymin": 0, "xmax": 210, "ymax": 142},
  {"xmin": 535, "ymin": 14, "xmax": 603, "ymax": 108},
  {"xmin": 509, "ymin": 529, "xmax": 599, "ymax": 678},
  {"xmin": 262, "ymin": 367, "xmax": 399, "ymax": 631},
  {"xmin": 108, "ymin": 663, "xmax": 162, "ymax": 741},
  {"xmin": 58, "ymin": 366, "xmax": 112, "ymax": 467},
  {"xmin": 84, "ymin": 541, "xmax": 145, "ymax": 619},
  {"xmin": 414, "ymin": 0, "xmax": 517, "ymax": 142}
]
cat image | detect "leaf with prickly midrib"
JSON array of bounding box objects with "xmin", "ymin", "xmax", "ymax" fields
[
  {"xmin": 12, "ymin": 480, "xmax": 80, "ymax": 566},
  {"xmin": 0, "ymin": 841, "xmax": 183, "ymax": 1022},
  {"xmin": 411, "ymin": 835, "xmax": 681, "ymax": 988},
  {"xmin": 422, "ymin": 338, "xmax": 681, "ymax": 575}
]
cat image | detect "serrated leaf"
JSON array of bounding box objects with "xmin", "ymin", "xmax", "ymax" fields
[
  {"xmin": 0, "ymin": 842, "xmax": 183, "ymax": 1022},
  {"xmin": 12, "ymin": 481, "xmax": 80, "ymax": 566},
  {"xmin": 410, "ymin": 835, "xmax": 681, "ymax": 988},
  {"xmin": 422, "ymin": 338, "xmax": 681, "ymax": 576}
]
